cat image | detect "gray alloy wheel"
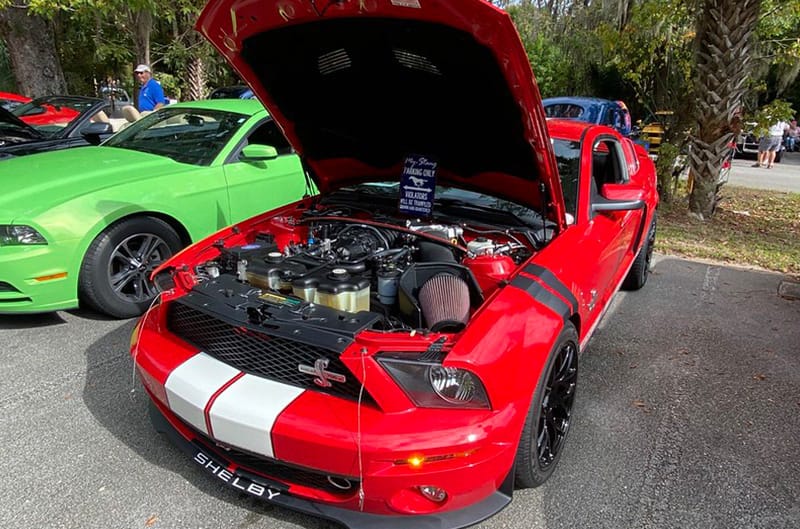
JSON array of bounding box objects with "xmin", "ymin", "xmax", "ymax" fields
[{"xmin": 79, "ymin": 216, "xmax": 182, "ymax": 318}]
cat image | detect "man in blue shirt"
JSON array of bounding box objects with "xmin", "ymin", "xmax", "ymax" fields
[{"xmin": 134, "ymin": 64, "xmax": 166, "ymax": 112}]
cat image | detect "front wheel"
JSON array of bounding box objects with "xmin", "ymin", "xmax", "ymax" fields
[
  {"xmin": 79, "ymin": 216, "xmax": 182, "ymax": 318},
  {"xmin": 514, "ymin": 323, "xmax": 579, "ymax": 488}
]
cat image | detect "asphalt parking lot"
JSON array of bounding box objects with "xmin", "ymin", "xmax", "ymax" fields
[
  {"xmin": 728, "ymin": 150, "xmax": 800, "ymax": 193},
  {"xmin": 1, "ymin": 255, "xmax": 798, "ymax": 529}
]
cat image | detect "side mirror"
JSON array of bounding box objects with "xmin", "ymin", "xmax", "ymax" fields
[
  {"xmin": 81, "ymin": 122, "xmax": 114, "ymax": 145},
  {"xmin": 240, "ymin": 144, "xmax": 278, "ymax": 162},
  {"xmin": 592, "ymin": 183, "xmax": 646, "ymax": 213}
]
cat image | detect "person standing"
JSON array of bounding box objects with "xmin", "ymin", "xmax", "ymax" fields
[
  {"xmin": 785, "ymin": 119, "xmax": 798, "ymax": 152},
  {"xmin": 755, "ymin": 119, "xmax": 789, "ymax": 168},
  {"xmin": 134, "ymin": 64, "xmax": 166, "ymax": 112}
]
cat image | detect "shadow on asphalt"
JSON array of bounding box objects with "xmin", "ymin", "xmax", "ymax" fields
[
  {"xmin": 0, "ymin": 306, "xmax": 124, "ymax": 330},
  {"xmin": 0, "ymin": 311, "xmax": 68, "ymax": 329}
]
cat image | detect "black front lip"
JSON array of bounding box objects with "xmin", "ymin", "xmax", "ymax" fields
[{"xmin": 148, "ymin": 401, "xmax": 514, "ymax": 529}]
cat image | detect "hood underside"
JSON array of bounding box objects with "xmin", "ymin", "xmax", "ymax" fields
[{"xmin": 197, "ymin": 0, "xmax": 562, "ymax": 215}]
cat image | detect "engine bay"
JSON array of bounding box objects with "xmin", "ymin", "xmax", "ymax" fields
[{"xmin": 180, "ymin": 195, "xmax": 548, "ymax": 335}]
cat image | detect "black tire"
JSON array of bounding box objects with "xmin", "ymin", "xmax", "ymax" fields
[
  {"xmin": 514, "ymin": 323, "xmax": 579, "ymax": 489},
  {"xmin": 79, "ymin": 216, "xmax": 182, "ymax": 318},
  {"xmin": 622, "ymin": 213, "xmax": 657, "ymax": 291}
]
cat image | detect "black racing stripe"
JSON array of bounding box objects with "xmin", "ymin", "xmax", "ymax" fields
[
  {"xmin": 523, "ymin": 264, "xmax": 578, "ymax": 314},
  {"xmin": 510, "ymin": 275, "xmax": 570, "ymax": 321}
]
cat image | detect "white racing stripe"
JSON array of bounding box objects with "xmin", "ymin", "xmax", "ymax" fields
[
  {"xmin": 209, "ymin": 374, "xmax": 305, "ymax": 458},
  {"xmin": 164, "ymin": 352, "xmax": 241, "ymax": 435}
]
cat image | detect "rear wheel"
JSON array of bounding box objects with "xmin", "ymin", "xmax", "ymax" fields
[
  {"xmin": 622, "ymin": 213, "xmax": 657, "ymax": 291},
  {"xmin": 514, "ymin": 323, "xmax": 579, "ymax": 488},
  {"xmin": 79, "ymin": 216, "xmax": 182, "ymax": 318}
]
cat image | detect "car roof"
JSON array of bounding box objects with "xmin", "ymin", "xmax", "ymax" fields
[
  {"xmin": 542, "ymin": 96, "xmax": 617, "ymax": 107},
  {"xmin": 546, "ymin": 118, "xmax": 594, "ymax": 141}
]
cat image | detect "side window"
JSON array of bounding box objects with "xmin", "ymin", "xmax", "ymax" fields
[
  {"xmin": 592, "ymin": 138, "xmax": 629, "ymax": 196},
  {"xmin": 621, "ymin": 137, "xmax": 640, "ymax": 175},
  {"xmin": 244, "ymin": 119, "xmax": 293, "ymax": 155}
]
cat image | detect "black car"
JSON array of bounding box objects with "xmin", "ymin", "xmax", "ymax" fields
[{"xmin": 0, "ymin": 95, "xmax": 122, "ymax": 159}]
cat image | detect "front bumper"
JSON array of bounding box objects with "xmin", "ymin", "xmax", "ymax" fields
[
  {"xmin": 0, "ymin": 242, "xmax": 78, "ymax": 313},
  {"xmin": 149, "ymin": 400, "xmax": 513, "ymax": 529}
]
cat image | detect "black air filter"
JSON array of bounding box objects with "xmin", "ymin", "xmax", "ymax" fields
[{"xmin": 418, "ymin": 273, "xmax": 470, "ymax": 333}]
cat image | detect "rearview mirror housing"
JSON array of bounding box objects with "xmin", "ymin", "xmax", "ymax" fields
[
  {"xmin": 81, "ymin": 122, "xmax": 114, "ymax": 145},
  {"xmin": 592, "ymin": 183, "xmax": 646, "ymax": 213},
  {"xmin": 240, "ymin": 144, "xmax": 278, "ymax": 162}
]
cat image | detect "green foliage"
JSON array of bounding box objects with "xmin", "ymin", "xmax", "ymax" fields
[
  {"xmin": 654, "ymin": 142, "xmax": 682, "ymax": 203},
  {"xmin": 749, "ymin": 99, "xmax": 796, "ymax": 136},
  {"xmin": 598, "ymin": 0, "xmax": 696, "ymax": 132},
  {"xmin": 506, "ymin": 4, "xmax": 602, "ymax": 97},
  {"xmin": 156, "ymin": 72, "xmax": 180, "ymax": 100}
]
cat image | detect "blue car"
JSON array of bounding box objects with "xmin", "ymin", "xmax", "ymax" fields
[
  {"xmin": 542, "ymin": 96, "xmax": 631, "ymax": 136},
  {"xmin": 208, "ymin": 85, "xmax": 255, "ymax": 100}
]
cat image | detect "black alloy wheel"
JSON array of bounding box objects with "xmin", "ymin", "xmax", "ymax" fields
[
  {"xmin": 514, "ymin": 323, "xmax": 579, "ymax": 488},
  {"xmin": 537, "ymin": 340, "xmax": 578, "ymax": 469}
]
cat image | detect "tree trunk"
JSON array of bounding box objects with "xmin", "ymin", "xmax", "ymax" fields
[
  {"xmin": 129, "ymin": 8, "xmax": 152, "ymax": 66},
  {"xmin": 0, "ymin": 4, "xmax": 66, "ymax": 96},
  {"xmin": 185, "ymin": 56, "xmax": 207, "ymax": 101},
  {"xmin": 689, "ymin": 0, "xmax": 760, "ymax": 219},
  {"xmin": 127, "ymin": 8, "xmax": 153, "ymax": 110}
]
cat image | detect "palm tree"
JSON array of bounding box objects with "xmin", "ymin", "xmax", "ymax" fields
[{"xmin": 688, "ymin": 0, "xmax": 761, "ymax": 219}]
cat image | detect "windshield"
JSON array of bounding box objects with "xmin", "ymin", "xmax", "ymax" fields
[
  {"xmin": 544, "ymin": 103, "xmax": 599, "ymax": 124},
  {"xmin": 103, "ymin": 107, "xmax": 250, "ymax": 165},
  {"xmin": 12, "ymin": 97, "xmax": 97, "ymax": 138},
  {"xmin": 330, "ymin": 182, "xmax": 546, "ymax": 229}
]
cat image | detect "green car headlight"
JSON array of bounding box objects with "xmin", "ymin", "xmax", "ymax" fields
[
  {"xmin": 378, "ymin": 356, "xmax": 491, "ymax": 409},
  {"xmin": 0, "ymin": 225, "xmax": 47, "ymax": 246}
]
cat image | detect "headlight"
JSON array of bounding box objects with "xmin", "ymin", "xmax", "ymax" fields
[
  {"xmin": 378, "ymin": 356, "xmax": 490, "ymax": 409},
  {"xmin": 0, "ymin": 225, "xmax": 47, "ymax": 246}
]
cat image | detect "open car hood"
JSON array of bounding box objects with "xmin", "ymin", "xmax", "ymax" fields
[{"xmin": 197, "ymin": 0, "xmax": 563, "ymax": 217}]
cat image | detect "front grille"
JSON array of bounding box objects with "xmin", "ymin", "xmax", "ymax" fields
[
  {"xmin": 194, "ymin": 432, "xmax": 359, "ymax": 496},
  {"xmin": 0, "ymin": 281, "xmax": 21, "ymax": 293},
  {"xmin": 167, "ymin": 302, "xmax": 375, "ymax": 405}
]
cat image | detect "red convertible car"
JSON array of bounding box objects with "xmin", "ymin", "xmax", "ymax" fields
[{"xmin": 131, "ymin": 1, "xmax": 658, "ymax": 527}]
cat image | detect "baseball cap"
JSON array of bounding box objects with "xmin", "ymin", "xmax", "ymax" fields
[{"xmin": 134, "ymin": 64, "xmax": 151, "ymax": 73}]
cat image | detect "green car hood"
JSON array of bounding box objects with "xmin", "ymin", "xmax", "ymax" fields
[{"xmin": 0, "ymin": 146, "xmax": 197, "ymax": 222}]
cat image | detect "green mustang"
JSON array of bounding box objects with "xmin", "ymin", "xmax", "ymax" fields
[{"xmin": 0, "ymin": 99, "xmax": 312, "ymax": 318}]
